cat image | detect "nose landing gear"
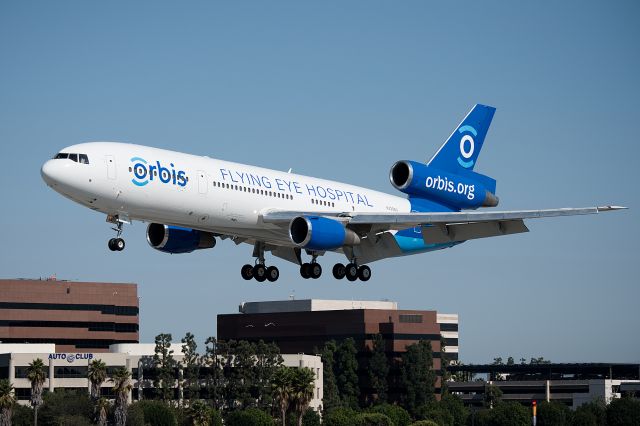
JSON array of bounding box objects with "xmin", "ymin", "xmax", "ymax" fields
[{"xmin": 107, "ymin": 216, "xmax": 126, "ymax": 252}]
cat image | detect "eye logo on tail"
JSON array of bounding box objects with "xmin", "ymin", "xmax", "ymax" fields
[{"xmin": 457, "ymin": 125, "xmax": 477, "ymax": 169}]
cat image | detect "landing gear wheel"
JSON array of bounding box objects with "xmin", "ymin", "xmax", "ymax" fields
[
  {"xmin": 358, "ymin": 265, "xmax": 371, "ymax": 281},
  {"xmin": 241, "ymin": 264, "xmax": 254, "ymax": 280},
  {"xmin": 300, "ymin": 263, "xmax": 311, "ymax": 279},
  {"xmin": 266, "ymin": 266, "xmax": 279, "ymax": 282},
  {"xmin": 345, "ymin": 263, "xmax": 358, "ymax": 282},
  {"xmin": 114, "ymin": 238, "xmax": 125, "ymax": 251},
  {"xmin": 108, "ymin": 238, "xmax": 117, "ymax": 251},
  {"xmin": 310, "ymin": 263, "xmax": 322, "ymax": 279},
  {"xmin": 253, "ymin": 264, "xmax": 267, "ymax": 282},
  {"xmin": 332, "ymin": 263, "xmax": 346, "ymax": 279}
]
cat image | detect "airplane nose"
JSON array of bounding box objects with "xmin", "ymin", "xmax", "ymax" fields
[{"xmin": 41, "ymin": 159, "xmax": 59, "ymax": 186}]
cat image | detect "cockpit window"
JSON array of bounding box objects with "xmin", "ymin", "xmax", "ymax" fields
[{"xmin": 53, "ymin": 152, "xmax": 90, "ymax": 164}]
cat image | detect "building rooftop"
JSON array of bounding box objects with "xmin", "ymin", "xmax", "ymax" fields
[{"xmin": 238, "ymin": 299, "xmax": 398, "ymax": 314}]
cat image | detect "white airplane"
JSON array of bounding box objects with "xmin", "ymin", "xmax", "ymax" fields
[{"xmin": 41, "ymin": 105, "xmax": 624, "ymax": 282}]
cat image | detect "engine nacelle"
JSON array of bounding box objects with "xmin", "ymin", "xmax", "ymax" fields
[
  {"xmin": 289, "ymin": 216, "xmax": 360, "ymax": 250},
  {"xmin": 390, "ymin": 160, "xmax": 499, "ymax": 209},
  {"xmin": 146, "ymin": 223, "xmax": 216, "ymax": 254}
]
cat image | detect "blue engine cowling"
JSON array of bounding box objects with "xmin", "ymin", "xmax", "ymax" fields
[
  {"xmin": 146, "ymin": 223, "xmax": 216, "ymax": 254},
  {"xmin": 389, "ymin": 160, "xmax": 499, "ymax": 210},
  {"xmin": 289, "ymin": 216, "xmax": 360, "ymax": 250}
]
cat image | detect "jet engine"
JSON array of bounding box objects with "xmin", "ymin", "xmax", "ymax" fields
[
  {"xmin": 289, "ymin": 216, "xmax": 360, "ymax": 250},
  {"xmin": 146, "ymin": 223, "xmax": 216, "ymax": 254}
]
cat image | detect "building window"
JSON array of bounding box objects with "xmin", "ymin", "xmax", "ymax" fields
[
  {"xmin": 55, "ymin": 366, "xmax": 88, "ymax": 379},
  {"xmin": 399, "ymin": 314, "xmax": 423, "ymax": 323}
]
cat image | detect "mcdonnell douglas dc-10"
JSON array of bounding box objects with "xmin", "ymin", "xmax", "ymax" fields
[{"xmin": 41, "ymin": 105, "xmax": 624, "ymax": 282}]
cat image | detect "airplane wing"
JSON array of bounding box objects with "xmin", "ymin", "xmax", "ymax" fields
[{"xmin": 262, "ymin": 205, "xmax": 626, "ymax": 244}]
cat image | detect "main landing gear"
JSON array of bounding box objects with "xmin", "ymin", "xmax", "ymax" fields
[
  {"xmin": 299, "ymin": 252, "xmax": 323, "ymax": 279},
  {"xmin": 107, "ymin": 217, "xmax": 126, "ymax": 252},
  {"xmin": 332, "ymin": 262, "xmax": 371, "ymax": 282},
  {"xmin": 241, "ymin": 242, "xmax": 279, "ymax": 283}
]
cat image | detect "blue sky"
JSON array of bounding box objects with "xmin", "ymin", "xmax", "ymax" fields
[{"xmin": 1, "ymin": 1, "xmax": 638, "ymax": 363}]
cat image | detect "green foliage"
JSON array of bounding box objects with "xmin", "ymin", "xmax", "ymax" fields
[
  {"xmin": 537, "ymin": 401, "xmax": 570, "ymax": 426},
  {"xmin": 88, "ymin": 359, "xmax": 108, "ymax": 399},
  {"xmin": 221, "ymin": 340, "xmax": 255, "ymax": 409},
  {"xmin": 475, "ymin": 402, "xmax": 530, "ymax": 426},
  {"xmin": 27, "ymin": 358, "xmax": 47, "ymax": 410},
  {"xmin": 254, "ymin": 340, "xmax": 283, "ymax": 410},
  {"xmin": 209, "ymin": 408, "xmax": 223, "ymax": 426},
  {"xmin": 203, "ymin": 336, "xmax": 224, "ymax": 411},
  {"xmin": 54, "ymin": 414, "xmax": 93, "ymax": 425},
  {"xmin": 369, "ymin": 403, "xmax": 411, "ymax": 426},
  {"xmin": 409, "ymin": 421, "xmax": 439, "ymax": 426},
  {"xmin": 415, "ymin": 401, "xmax": 453, "ymax": 426},
  {"xmin": 353, "ymin": 412, "xmax": 393, "ymax": 426},
  {"xmin": 572, "ymin": 400, "xmax": 606, "ymax": 426},
  {"xmin": 301, "ymin": 408, "xmax": 321, "ymax": 426},
  {"xmin": 400, "ymin": 340, "xmax": 435, "ymax": 415},
  {"xmin": 181, "ymin": 332, "xmax": 201, "ymax": 402},
  {"xmin": 225, "ymin": 408, "xmax": 274, "ymax": 426},
  {"xmin": 38, "ymin": 389, "xmax": 93, "ymax": 425},
  {"xmin": 483, "ymin": 384, "xmax": 503, "ymax": 408},
  {"xmin": 154, "ymin": 333, "xmax": 178, "ymax": 402},
  {"xmin": 320, "ymin": 341, "xmax": 341, "ymax": 412},
  {"xmin": 125, "ymin": 402, "xmax": 146, "ymax": 426},
  {"xmin": 0, "ymin": 379, "xmax": 16, "ymax": 409},
  {"xmin": 323, "ymin": 407, "xmax": 359, "ymax": 426},
  {"xmin": 439, "ymin": 394, "xmax": 469, "ymax": 426},
  {"xmin": 606, "ymin": 396, "xmax": 640, "ymax": 426},
  {"xmin": 291, "ymin": 367, "xmax": 316, "ymax": 425},
  {"xmin": 136, "ymin": 400, "xmax": 177, "ymax": 426},
  {"xmin": 368, "ymin": 335, "xmax": 389, "ymax": 405},
  {"xmin": 335, "ymin": 338, "xmax": 360, "ymax": 409},
  {"xmin": 11, "ymin": 404, "xmax": 33, "ymax": 426}
]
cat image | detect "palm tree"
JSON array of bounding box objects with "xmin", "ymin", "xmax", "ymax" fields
[
  {"xmin": 0, "ymin": 379, "xmax": 16, "ymax": 426},
  {"xmin": 272, "ymin": 367, "xmax": 294, "ymax": 426},
  {"xmin": 27, "ymin": 358, "xmax": 46, "ymax": 426},
  {"xmin": 111, "ymin": 367, "xmax": 132, "ymax": 426},
  {"xmin": 96, "ymin": 397, "xmax": 109, "ymax": 426},
  {"xmin": 88, "ymin": 359, "xmax": 108, "ymax": 399},
  {"xmin": 291, "ymin": 367, "xmax": 316, "ymax": 426}
]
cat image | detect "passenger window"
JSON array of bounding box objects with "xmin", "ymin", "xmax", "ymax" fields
[
  {"xmin": 79, "ymin": 154, "xmax": 89, "ymax": 164},
  {"xmin": 69, "ymin": 153, "xmax": 78, "ymax": 162}
]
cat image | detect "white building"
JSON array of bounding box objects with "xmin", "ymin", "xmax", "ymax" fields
[{"xmin": 0, "ymin": 343, "xmax": 323, "ymax": 410}]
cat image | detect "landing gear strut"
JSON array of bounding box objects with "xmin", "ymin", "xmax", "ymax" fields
[
  {"xmin": 241, "ymin": 242, "xmax": 279, "ymax": 283},
  {"xmin": 107, "ymin": 216, "xmax": 126, "ymax": 252}
]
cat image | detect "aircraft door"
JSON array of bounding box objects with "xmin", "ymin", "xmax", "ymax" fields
[
  {"xmin": 106, "ymin": 155, "xmax": 116, "ymax": 180},
  {"xmin": 197, "ymin": 170, "xmax": 208, "ymax": 194}
]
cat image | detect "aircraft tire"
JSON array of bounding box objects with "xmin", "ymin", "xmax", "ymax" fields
[
  {"xmin": 115, "ymin": 238, "xmax": 125, "ymax": 251},
  {"xmin": 345, "ymin": 263, "xmax": 358, "ymax": 282},
  {"xmin": 332, "ymin": 263, "xmax": 346, "ymax": 279},
  {"xmin": 310, "ymin": 263, "xmax": 322, "ymax": 279},
  {"xmin": 300, "ymin": 263, "xmax": 311, "ymax": 279},
  {"xmin": 266, "ymin": 266, "xmax": 279, "ymax": 282},
  {"xmin": 253, "ymin": 264, "xmax": 267, "ymax": 282},
  {"xmin": 241, "ymin": 264, "xmax": 254, "ymax": 280},
  {"xmin": 108, "ymin": 238, "xmax": 117, "ymax": 251},
  {"xmin": 358, "ymin": 265, "xmax": 371, "ymax": 282}
]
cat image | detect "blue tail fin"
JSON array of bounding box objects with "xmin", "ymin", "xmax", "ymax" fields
[{"xmin": 427, "ymin": 104, "xmax": 496, "ymax": 173}]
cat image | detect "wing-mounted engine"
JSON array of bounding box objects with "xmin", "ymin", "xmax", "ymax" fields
[
  {"xmin": 146, "ymin": 223, "xmax": 216, "ymax": 254},
  {"xmin": 390, "ymin": 160, "xmax": 498, "ymax": 210},
  {"xmin": 289, "ymin": 216, "xmax": 360, "ymax": 250}
]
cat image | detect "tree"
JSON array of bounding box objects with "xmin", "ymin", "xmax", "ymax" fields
[
  {"xmin": 111, "ymin": 367, "xmax": 133, "ymax": 426},
  {"xmin": 181, "ymin": 332, "xmax": 201, "ymax": 403},
  {"xmin": 223, "ymin": 340, "xmax": 256, "ymax": 410},
  {"xmin": 335, "ymin": 338, "xmax": 359, "ymax": 409},
  {"xmin": 319, "ymin": 340, "xmax": 341, "ymax": 412},
  {"xmin": 483, "ymin": 384, "xmax": 503, "ymax": 408},
  {"xmin": 26, "ymin": 357, "xmax": 46, "ymax": 426},
  {"xmin": 203, "ymin": 337, "xmax": 224, "ymax": 410},
  {"xmin": 0, "ymin": 379, "xmax": 16, "ymax": 426},
  {"xmin": 400, "ymin": 340, "xmax": 435, "ymax": 415},
  {"xmin": 154, "ymin": 333, "xmax": 177, "ymax": 402},
  {"xmin": 225, "ymin": 408, "xmax": 274, "ymax": 426},
  {"xmin": 572, "ymin": 400, "xmax": 606, "ymax": 426},
  {"xmin": 476, "ymin": 402, "xmax": 529, "ymax": 426},
  {"xmin": 291, "ymin": 368, "xmax": 316, "ymax": 426},
  {"xmin": 95, "ymin": 397, "xmax": 109, "ymax": 426},
  {"xmin": 272, "ymin": 367, "xmax": 293, "ymax": 426},
  {"xmin": 88, "ymin": 359, "xmax": 108, "ymax": 399},
  {"xmin": 188, "ymin": 400, "xmax": 217, "ymax": 426},
  {"xmin": 368, "ymin": 335, "xmax": 389, "ymax": 405},
  {"xmin": 537, "ymin": 401, "xmax": 570, "ymax": 426},
  {"xmin": 606, "ymin": 396, "xmax": 640, "ymax": 426},
  {"xmin": 439, "ymin": 394, "xmax": 469, "ymax": 426},
  {"xmin": 254, "ymin": 340, "xmax": 283, "ymax": 410},
  {"xmin": 369, "ymin": 404, "xmax": 411, "ymax": 426},
  {"xmin": 353, "ymin": 412, "xmax": 393, "ymax": 425},
  {"xmin": 506, "ymin": 357, "xmax": 515, "ymax": 365},
  {"xmin": 37, "ymin": 389, "xmax": 93, "ymax": 425}
]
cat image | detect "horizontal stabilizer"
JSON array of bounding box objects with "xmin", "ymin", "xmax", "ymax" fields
[{"xmin": 421, "ymin": 219, "xmax": 529, "ymax": 244}]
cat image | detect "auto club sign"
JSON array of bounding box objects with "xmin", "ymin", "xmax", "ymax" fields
[{"xmin": 48, "ymin": 353, "xmax": 94, "ymax": 363}]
